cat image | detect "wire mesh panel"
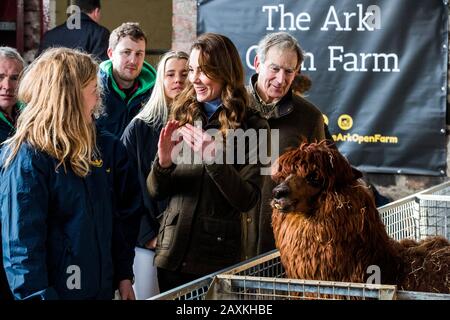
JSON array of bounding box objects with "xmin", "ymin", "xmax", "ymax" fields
[
  {"xmin": 379, "ymin": 198, "xmax": 418, "ymax": 241},
  {"xmin": 416, "ymin": 195, "xmax": 450, "ymax": 239},
  {"xmin": 149, "ymin": 252, "xmax": 281, "ymax": 300},
  {"xmin": 222, "ymin": 251, "xmax": 284, "ymax": 278},
  {"xmin": 205, "ymin": 275, "xmax": 397, "ymax": 300},
  {"xmin": 379, "ymin": 194, "xmax": 450, "ymax": 241},
  {"xmin": 379, "ymin": 180, "xmax": 450, "ymax": 241},
  {"xmin": 150, "ymin": 276, "xmax": 213, "ymax": 300},
  {"xmin": 422, "ymin": 181, "xmax": 450, "ymax": 196}
]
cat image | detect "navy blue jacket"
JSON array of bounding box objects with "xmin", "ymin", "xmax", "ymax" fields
[
  {"xmin": 121, "ymin": 118, "xmax": 167, "ymax": 248},
  {"xmin": 97, "ymin": 60, "xmax": 156, "ymax": 138},
  {"xmin": 36, "ymin": 13, "xmax": 110, "ymax": 61},
  {"xmin": 0, "ymin": 129, "xmax": 143, "ymax": 300}
]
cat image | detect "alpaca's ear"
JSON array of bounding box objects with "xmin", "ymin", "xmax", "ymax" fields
[{"xmin": 351, "ymin": 166, "xmax": 363, "ymax": 180}]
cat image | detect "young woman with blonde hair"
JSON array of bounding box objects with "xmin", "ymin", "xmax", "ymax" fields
[
  {"xmin": 146, "ymin": 33, "xmax": 269, "ymax": 291},
  {"xmin": 121, "ymin": 50, "xmax": 188, "ymax": 299},
  {"xmin": 1, "ymin": 48, "xmax": 142, "ymax": 300}
]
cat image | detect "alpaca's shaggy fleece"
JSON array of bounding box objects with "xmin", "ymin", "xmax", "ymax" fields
[{"xmin": 271, "ymin": 141, "xmax": 449, "ymax": 293}]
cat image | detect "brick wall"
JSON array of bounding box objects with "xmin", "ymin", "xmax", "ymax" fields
[
  {"xmin": 172, "ymin": 0, "xmax": 197, "ymax": 52},
  {"xmin": 23, "ymin": 0, "xmax": 42, "ymax": 64}
]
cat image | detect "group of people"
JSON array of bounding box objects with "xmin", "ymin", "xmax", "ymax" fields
[{"xmin": 0, "ymin": 0, "xmax": 328, "ymax": 301}]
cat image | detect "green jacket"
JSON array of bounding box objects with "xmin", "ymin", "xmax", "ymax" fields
[
  {"xmin": 147, "ymin": 108, "xmax": 269, "ymax": 275},
  {"xmin": 97, "ymin": 60, "xmax": 156, "ymax": 137}
]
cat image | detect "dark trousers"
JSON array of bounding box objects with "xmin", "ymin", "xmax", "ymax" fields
[{"xmin": 157, "ymin": 267, "xmax": 200, "ymax": 293}]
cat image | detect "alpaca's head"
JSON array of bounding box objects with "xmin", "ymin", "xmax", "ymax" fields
[
  {"xmin": 271, "ymin": 140, "xmax": 362, "ymax": 215},
  {"xmin": 270, "ymin": 142, "xmax": 405, "ymax": 288}
]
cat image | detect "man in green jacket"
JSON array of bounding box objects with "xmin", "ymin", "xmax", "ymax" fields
[
  {"xmin": 97, "ymin": 22, "xmax": 156, "ymax": 137},
  {"xmin": 0, "ymin": 47, "xmax": 24, "ymax": 145},
  {"xmin": 243, "ymin": 32, "xmax": 326, "ymax": 259}
]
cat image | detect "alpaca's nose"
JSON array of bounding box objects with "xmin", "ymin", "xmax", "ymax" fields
[{"xmin": 273, "ymin": 183, "xmax": 290, "ymax": 199}]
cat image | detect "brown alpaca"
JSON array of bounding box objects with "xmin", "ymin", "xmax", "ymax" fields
[{"xmin": 271, "ymin": 141, "xmax": 450, "ymax": 293}]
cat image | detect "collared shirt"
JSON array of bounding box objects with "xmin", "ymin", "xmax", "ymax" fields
[
  {"xmin": 203, "ymin": 98, "xmax": 222, "ymax": 119},
  {"xmin": 249, "ymin": 78, "xmax": 278, "ymax": 119}
]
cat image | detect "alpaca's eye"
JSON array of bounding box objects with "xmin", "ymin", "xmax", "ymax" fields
[{"xmin": 306, "ymin": 173, "xmax": 323, "ymax": 188}]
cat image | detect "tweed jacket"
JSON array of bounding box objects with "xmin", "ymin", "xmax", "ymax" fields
[
  {"xmin": 242, "ymin": 74, "xmax": 326, "ymax": 258},
  {"xmin": 147, "ymin": 107, "xmax": 269, "ymax": 275}
]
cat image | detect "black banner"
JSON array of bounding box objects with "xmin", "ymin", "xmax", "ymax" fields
[{"xmin": 198, "ymin": 0, "xmax": 448, "ymax": 176}]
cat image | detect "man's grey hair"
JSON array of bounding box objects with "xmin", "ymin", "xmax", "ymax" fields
[
  {"xmin": 256, "ymin": 32, "xmax": 304, "ymax": 70},
  {"xmin": 0, "ymin": 47, "xmax": 25, "ymax": 69}
]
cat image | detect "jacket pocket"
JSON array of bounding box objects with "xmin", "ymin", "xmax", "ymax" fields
[
  {"xmin": 158, "ymin": 225, "xmax": 175, "ymax": 250},
  {"xmin": 199, "ymin": 217, "xmax": 240, "ymax": 259},
  {"xmin": 165, "ymin": 210, "xmax": 179, "ymax": 226},
  {"xmin": 157, "ymin": 210, "xmax": 179, "ymax": 250}
]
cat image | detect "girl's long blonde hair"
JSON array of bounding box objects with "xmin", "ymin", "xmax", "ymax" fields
[
  {"xmin": 3, "ymin": 48, "xmax": 102, "ymax": 177},
  {"xmin": 136, "ymin": 50, "xmax": 188, "ymax": 128}
]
